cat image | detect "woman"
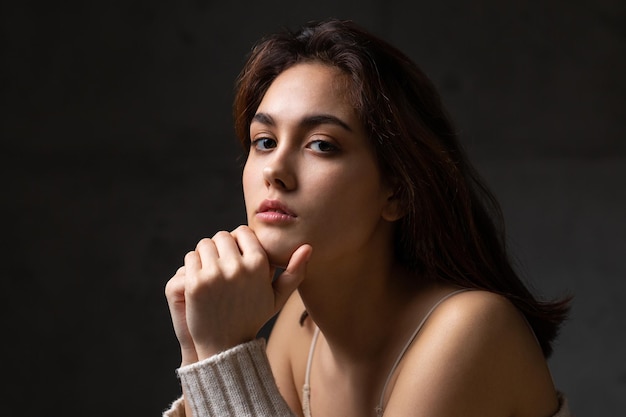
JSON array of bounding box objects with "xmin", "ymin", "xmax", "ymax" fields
[{"xmin": 163, "ymin": 19, "xmax": 571, "ymax": 417}]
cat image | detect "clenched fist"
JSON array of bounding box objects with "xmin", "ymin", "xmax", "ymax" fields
[{"xmin": 165, "ymin": 225, "xmax": 312, "ymax": 365}]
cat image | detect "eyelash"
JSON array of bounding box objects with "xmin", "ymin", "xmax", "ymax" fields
[
  {"xmin": 250, "ymin": 138, "xmax": 339, "ymax": 154},
  {"xmin": 308, "ymin": 139, "xmax": 338, "ymax": 153},
  {"xmin": 251, "ymin": 137, "xmax": 277, "ymax": 151}
]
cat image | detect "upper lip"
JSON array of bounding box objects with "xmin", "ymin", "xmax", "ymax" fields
[{"xmin": 257, "ymin": 199, "xmax": 296, "ymax": 216}]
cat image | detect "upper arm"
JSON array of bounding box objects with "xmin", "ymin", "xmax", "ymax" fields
[
  {"xmin": 383, "ymin": 291, "xmax": 558, "ymax": 417},
  {"xmin": 266, "ymin": 291, "xmax": 312, "ymax": 417}
]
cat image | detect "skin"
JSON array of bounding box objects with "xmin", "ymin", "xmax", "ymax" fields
[{"xmin": 165, "ymin": 63, "xmax": 560, "ymax": 417}]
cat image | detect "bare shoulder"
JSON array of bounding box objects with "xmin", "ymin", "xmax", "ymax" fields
[
  {"xmin": 423, "ymin": 290, "xmax": 532, "ymax": 342},
  {"xmin": 266, "ymin": 291, "xmax": 316, "ymax": 417},
  {"xmin": 385, "ymin": 290, "xmax": 559, "ymax": 417}
]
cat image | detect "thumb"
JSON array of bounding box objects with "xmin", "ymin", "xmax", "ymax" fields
[{"xmin": 272, "ymin": 244, "xmax": 313, "ymax": 311}]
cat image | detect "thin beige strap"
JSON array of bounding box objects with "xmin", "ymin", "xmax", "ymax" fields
[
  {"xmin": 302, "ymin": 326, "xmax": 321, "ymax": 417},
  {"xmin": 376, "ymin": 289, "xmax": 469, "ymax": 416}
]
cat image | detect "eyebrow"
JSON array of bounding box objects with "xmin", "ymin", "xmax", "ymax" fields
[{"xmin": 251, "ymin": 112, "xmax": 353, "ymax": 132}]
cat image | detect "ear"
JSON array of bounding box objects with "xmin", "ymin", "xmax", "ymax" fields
[{"xmin": 382, "ymin": 187, "xmax": 406, "ymax": 222}]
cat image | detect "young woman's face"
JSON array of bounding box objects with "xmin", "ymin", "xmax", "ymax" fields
[{"xmin": 243, "ymin": 62, "xmax": 397, "ymax": 267}]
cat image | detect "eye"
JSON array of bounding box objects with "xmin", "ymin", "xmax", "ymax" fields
[
  {"xmin": 308, "ymin": 139, "xmax": 338, "ymax": 153},
  {"xmin": 251, "ymin": 137, "xmax": 277, "ymax": 151}
]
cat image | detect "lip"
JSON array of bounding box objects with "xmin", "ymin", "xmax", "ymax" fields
[
  {"xmin": 257, "ymin": 199, "xmax": 297, "ymax": 216},
  {"xmin": 255, "ymin": 199, "xmax": 297, "ymax": 223}
]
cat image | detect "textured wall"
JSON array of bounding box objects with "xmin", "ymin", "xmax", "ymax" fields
[{"xmin": 2, "ymin": 1, "xmax": 624, "ymax": 415}]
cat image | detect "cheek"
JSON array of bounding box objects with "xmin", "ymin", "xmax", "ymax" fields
[
  {"xmin": 309, "ymin": 165, "xmax": 386, "ymax": 226},
  {"xmin": 333, "ymin": 163, "xmax": 385, "ymax": 204},
  {"xmin": 242, "ymin": 162, "xmax": 258, "ymax": 218}
]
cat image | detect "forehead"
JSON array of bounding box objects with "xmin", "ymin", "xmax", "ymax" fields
[{"xmin": 255, "ymin": 62, "xmax": 356, "ymax": 120}]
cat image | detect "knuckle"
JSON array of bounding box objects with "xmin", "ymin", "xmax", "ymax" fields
[
  {"xmin": 164, "ymin": 276, "xmax": 179, "ymax": 298},
  {"xmin": 185, "ymin": 273, "xmax": 210, "ymax": 295},
  {"xmin": 234, "ymin": 225, "xmax": 249, "ymax": 234},
  {"xmin": 185, "ymin": 278, "xmax": 203, "ymax": 294},
  {"xmin": 195, "ymin": 238, "xmax": 212, "ymax": 250},
  {"xmin": 184, "ymin": 250, "xmax": 197, "ymax": 263},
  {"xmin": 247, "ymin": 251, "xmax": 267, "ymax": 269},
  {"xmin": 187, "ymin": 264, "xmax": 221, "ymax": 290},
  {"xmin": 212, "ymin": 230, "xmax": 231, "ymax": 241},
  {"xmin": 221, "ymin": 260, "xmax": 244, "ymax": 279}
]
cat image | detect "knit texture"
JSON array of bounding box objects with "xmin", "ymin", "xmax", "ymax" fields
[
  {"xmin": 163, "ymin": 397, "xmax": 185, "ymax": 417},
  {"xmin": 163, "ymin": 339, "xmax": 296, "ymax": 417},
  {"xmin": 162, "ymin": 339, "xmax": 572, "ymax": 417}
]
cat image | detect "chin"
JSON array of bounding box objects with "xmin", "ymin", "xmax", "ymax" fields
[
  {"xmin": 255, "ymin": 230, "xmax": 301, "ymax": 268},
  {"xmin": 266, "ymin": 250, "xmax": 292, "ymax": 268}
]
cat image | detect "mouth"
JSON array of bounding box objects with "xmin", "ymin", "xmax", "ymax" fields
[{"xmin": 257, "ymin": 199, "xmax": 297, "ymax": 217}]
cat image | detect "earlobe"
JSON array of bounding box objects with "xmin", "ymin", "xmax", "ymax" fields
[{"xmin": 382, "ymin": 190, "xmax": 406, "ymax": 222}]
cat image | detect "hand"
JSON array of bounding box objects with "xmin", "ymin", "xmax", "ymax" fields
[
  {"xmin": 165, "ymin": 225, "xmax": 312, "ymax": 362},
  {"xmin": 165, "ymin": 265, "xmax": 199, "ymax": 365}
]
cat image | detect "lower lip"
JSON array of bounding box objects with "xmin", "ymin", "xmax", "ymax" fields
[{"xmin": 256, "ymin": 211, "xmax": 297, "ymax": 224}]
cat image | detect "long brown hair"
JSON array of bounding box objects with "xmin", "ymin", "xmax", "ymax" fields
[{"xmin": 233, "ymin": 19, "xmax": 570, "ymax": 357}]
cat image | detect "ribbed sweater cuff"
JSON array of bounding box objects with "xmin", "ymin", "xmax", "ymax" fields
[{"xmin": 176, "ymin": 339, "xmax": 295, "ymax": 417}]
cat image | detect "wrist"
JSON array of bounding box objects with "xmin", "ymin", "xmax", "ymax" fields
[
  {"xmin": 195, "ymin": 345, "xmax": 228, "ymax": 360},
  {"xmin": 195, "ymin": 338, "xmax": 254, "ymax": 360},
  {"xmin": 180, "ymin": 347, "xmax": 199, "ymax": 367}
]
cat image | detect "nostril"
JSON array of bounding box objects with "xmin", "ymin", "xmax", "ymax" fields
[
  {"xmin": 262, "ymin": 164, "xmax": 295, "ymax": 190},
  {"xmin": 275, "ymin": 178, "xmax": 287, "ymax": 189}
]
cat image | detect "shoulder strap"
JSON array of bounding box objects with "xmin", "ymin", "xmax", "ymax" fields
[
  {"xmin": 302, "ymin": 326, "xmax": 321, "ymax": 417},
  {"xmin": 376, "ymin": 289, "xmax": 470, "ymax": 415}
]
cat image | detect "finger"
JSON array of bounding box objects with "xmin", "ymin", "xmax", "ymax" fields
[
  {"xmin": 193, "ymin": 238, "xmax": 219, "ymax": 270},
  {"xmin": 231, "ymin": 225, "xmax": 266, "ymax": 257},
  {"xmin": 211, "ymin": 231, "xmax": 241, "ymax": 258},
  {"xmin": 232, "ymin": 226, "xmax": 272, "ymax": 280},
  {"xmin": 164, "ymin": 272, "xmax": 186, "ymax": 303},
  {"xmin": 184, "ymin": 250, "xmax": 202, "ymax": 272},
  {"xmin": 273, "ymin": 244, "xmax": 312, "ymax": 311}
]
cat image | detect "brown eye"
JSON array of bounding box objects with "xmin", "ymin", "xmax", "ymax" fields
[
  {"xmin": 308, "ymin": 140, "xmax": 338, "ymax": 153},
  {"xmin": 252, "ymin": 137, "xmax": 277, "ymax": 150}
]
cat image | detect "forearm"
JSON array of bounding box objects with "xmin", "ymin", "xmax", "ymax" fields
[{"xmin": 165, "ymin": 339, "xmax": 296, "ymax": 417}]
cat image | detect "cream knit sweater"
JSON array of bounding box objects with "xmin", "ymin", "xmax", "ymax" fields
[
  {"xmin": 162, "ymin": 339, "xmax": 572, "ymax": 417},
  {"xmin": 163, "ymin": 339, "xmax": 295, "ymax": 417}
]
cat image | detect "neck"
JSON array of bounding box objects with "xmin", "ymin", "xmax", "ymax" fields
[{"xmin": 297, "ymin": 245, "xmax": 422, "ymax": 367}]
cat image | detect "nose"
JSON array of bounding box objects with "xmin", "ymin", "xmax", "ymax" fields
[{"xmin": 263, "ymin": 150, "xmax": 297, "ymax": 191}]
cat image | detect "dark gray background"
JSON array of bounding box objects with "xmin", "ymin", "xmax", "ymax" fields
[{"xmin": 2, "ymin": 1, "xmax": 624, "ymax": 415}]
